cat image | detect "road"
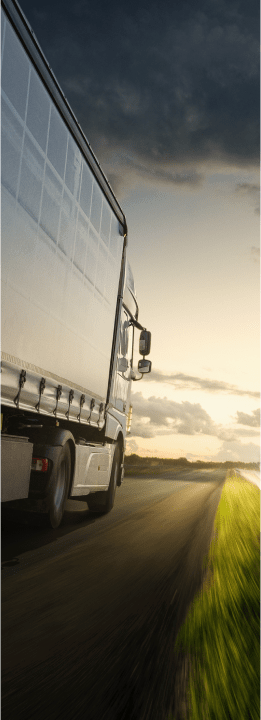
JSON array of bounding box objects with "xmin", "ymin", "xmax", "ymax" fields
[{"xmin": 2, "ymin": 468, "xmax": 226, "ymax": 720}]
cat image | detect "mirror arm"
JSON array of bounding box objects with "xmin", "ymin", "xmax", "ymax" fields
[
  {"xmin": 132, "ymin": 373, "xmax": 143, "ymax": 381},
  {"xmin": 122, "ymin": 303, "xmax": 145, "ymax": 331}
]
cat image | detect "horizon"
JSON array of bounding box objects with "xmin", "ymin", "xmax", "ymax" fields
[{"xmin": 125, "ymin": 453, "xmax": 260, "ymax": 466}]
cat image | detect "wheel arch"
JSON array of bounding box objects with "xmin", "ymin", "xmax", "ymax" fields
[
  {"xmin": 32, "ymin": 427, "xmax": 75, "ymax": 499},
  {"xmin": 114, "ymin": 431, "xmax": 124, "ymax": 486},
  {"xmin": 67, "ymin": 438, "xmax": 76, "ymax": 497},
  {"xmin": 115, "ymin": 430, "xmax": 124, "ymax": 459}
]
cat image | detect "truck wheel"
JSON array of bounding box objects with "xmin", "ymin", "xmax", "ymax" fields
[
  {"xmin": 87, "ymin": 443, "xmax": 121, "ymax": 514},
  {"xmin": 48, "ymin": 443, "xmax": 71, "ymax": 528}
]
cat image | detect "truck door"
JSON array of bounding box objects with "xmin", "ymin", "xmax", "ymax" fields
[{"xmin": 115, "ymin": 308, "xmax": 134, "ymax": 411}]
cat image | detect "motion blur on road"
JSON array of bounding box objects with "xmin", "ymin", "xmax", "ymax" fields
[{"xmin": 2, "ymin": 469, "xmax": 226, "ymax": 720}]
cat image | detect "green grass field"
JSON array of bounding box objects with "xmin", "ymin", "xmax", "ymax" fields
[{"xmin": 172, "ymin": 474, "xmax": 260, "ymax": 720}]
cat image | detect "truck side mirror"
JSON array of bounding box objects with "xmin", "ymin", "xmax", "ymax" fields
[
  {"xmin": 139, "ymin": 330, "xmax": 151, "ymax": 356},
  {"xmin": 138, "ymin": 359, "xmax": 152, "ymax": 374}
]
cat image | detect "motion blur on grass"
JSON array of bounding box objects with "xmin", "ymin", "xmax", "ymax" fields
[{"xmin": 173, "ymin": 474, "xmax": 260, "ymax": 720}]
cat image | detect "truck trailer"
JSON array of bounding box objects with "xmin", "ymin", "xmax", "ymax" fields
[{"xmin": 1, "ymin": 0, "xmax": 152, "ymax": 527}]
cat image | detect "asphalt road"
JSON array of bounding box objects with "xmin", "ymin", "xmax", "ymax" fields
[{"xmin": 2, "ymin": 469, "xmax": 226, "ymax": 720}]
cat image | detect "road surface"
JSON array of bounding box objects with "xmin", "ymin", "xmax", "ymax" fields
[{"xmin": 2, "ymin": 468, "xmax": 226, "ymax": 720}]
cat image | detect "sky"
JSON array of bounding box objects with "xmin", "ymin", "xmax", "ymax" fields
[{"xmin": 19, "ymin": 0, "xmax": 260, "ymax": 462}]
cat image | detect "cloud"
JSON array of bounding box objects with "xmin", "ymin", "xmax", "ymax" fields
[
  {"xmin": 114, "ymin": 154, "xmax": 202, "ymax": 187},
  {"xmin": 251, "ymin": 246, "xmax": 260, "ymax": 262},
  {"xmin": 126, "ymin": 437, "xmax": 139, "ymax": 454},
  {"xmin": 105, "ymin": 153, "xmax": 203, "ymax": 198},
  {"xmin": 235, "ymin": 408, "xmax": 260, "ymax": 427},
  {"xmin": 129, "ymin": 391, "xmax": 245, "ymax": 442},
  {"xmin": 129, "ymin": 393, "xmax": 261, "ymax": 446},
  {"xmin": 235, "ymin": 183, "xmax": 259, "ymax": 196},
  {"xmin": 130, "ymin": 392, "xmax": 217, "ymax": 438},
  {"xmin": 232, "ymin": 428, "xmax": 260, "ymax": 438},
  {"xmin": 145, "ymin": 369, "xmax": 259, "ymax": 398},
  {"xmin": 21, "ymin": 0, "xmax": 259, "ymax": 176},
  {"xmin": 235, "ymin": 182, "xmax": 260, "ymax": 214},
  {"xmin": 213, "ymin": 440, "xmax": 260, "ymax": 463}
]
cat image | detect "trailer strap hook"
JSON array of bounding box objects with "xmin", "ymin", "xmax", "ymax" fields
[
  {"xmin": 65, "ymin": 389, "xmax": 74, "ymax": 420},
  {"xmin": 53, "ymin": 385, "xmax": 62, "ymax": 418},
  {"xmin": 97, "ymin": 402, "xmax": 105, "ymax": 429},
  {"xmin": 87, "ymin": 398, "xmax": 95, "ymax": 424},
  {"xmin": 77, "ymin": 394, "xmax": 86, "ymax": 422},
  {"xmin": 35, "ymin": 377, "xmax": 46, "ymax": 413},
  {"xmin": 14, "ymin": 369, "xmax": 26, "ymax": 409}
]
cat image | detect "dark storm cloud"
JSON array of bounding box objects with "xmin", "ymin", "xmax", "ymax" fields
[
  {"xmin": 235, "ymin": 408, "xmax": 260, "ymax": 427},
  {"xmin": 145, "ymin": 369, "xmax": 259, "ymax": 398},
  {"xmin": 20, "ymin": 0, "xmax": 259, "ymax": 176}
]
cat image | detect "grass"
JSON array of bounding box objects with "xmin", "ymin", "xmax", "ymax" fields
[{"xmin": 172, "ymin": 473, "xmax": 260, "ymax": 720}]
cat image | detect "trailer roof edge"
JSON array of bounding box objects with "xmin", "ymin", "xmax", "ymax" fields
[{"xmin": 2, "ymin": 0, "xmax": 128, "ymax": 235}]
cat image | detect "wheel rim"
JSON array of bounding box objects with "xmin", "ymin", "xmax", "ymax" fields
[{"xmin": 54, "ymin": 458, "xmax": 66, "ymax": 513}]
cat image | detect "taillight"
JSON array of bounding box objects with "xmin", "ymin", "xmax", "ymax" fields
[{"xmin": 32, "ymin": 457, "xmax": 49, "ymax": 472}]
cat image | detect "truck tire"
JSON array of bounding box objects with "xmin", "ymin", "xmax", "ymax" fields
[
  {"xmin": 48, "ymin": 442, "xmax": 71, "ymax": 528},
  {"xmin": 87, "ymin": 442, "xmax": 121, "ymax": 514}
]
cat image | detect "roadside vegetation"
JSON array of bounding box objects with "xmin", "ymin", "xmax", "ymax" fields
[{"xmin": 172, "ymin": 473, "xmax": 260, "ymax": 720}]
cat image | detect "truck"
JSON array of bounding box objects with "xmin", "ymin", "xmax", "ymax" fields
[{"xmin": 1, "ymin": 0, "xmax": 152, "ymax": 528}]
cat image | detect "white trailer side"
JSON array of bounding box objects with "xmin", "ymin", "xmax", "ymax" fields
[
  {"xmin": 1, "ymin": 0, "xmax": 151, "ymax": 527},
  {"xmin": 1, "ymin": 4, "xmax": 125, "ymax": 424}
]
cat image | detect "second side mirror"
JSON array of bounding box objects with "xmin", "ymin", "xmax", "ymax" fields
[
  {"xmin": 139, "ymin": 330, "xmax": 151, "ymax": 356},
  {"xmin": 138, "ymin": 359, "xmax": 152, "ymax": 374}
]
